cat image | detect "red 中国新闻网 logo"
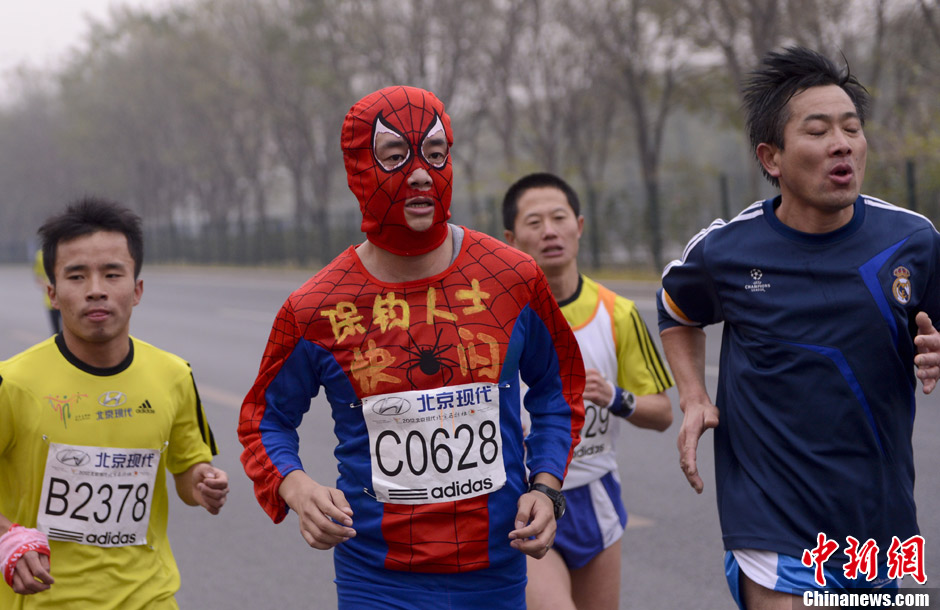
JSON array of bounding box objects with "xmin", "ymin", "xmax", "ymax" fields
[{"xmin": 801, "ymin": 533, "xmax": 926, "ymax": 586}]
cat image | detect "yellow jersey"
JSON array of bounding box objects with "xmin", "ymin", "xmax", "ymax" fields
[{"xmin": 0, "ymin": 335, "xmax": 217, "ymax": 609}]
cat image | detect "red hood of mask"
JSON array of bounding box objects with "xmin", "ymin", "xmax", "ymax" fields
[{"xmin": 341, "ymin": 86, "xmax": 454, "ymax": 256}]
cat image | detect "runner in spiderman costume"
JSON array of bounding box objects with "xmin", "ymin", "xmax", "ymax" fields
[{"xmin": 239, "ymin": 86, "xmax": 586, "ymax": 609}]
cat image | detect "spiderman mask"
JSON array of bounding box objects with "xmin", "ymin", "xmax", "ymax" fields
[{"xmin": 341, "ymin": 86, "xmax": 454, "ymax": 256}]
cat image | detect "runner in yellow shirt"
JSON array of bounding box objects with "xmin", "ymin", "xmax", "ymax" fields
[{"xmin": 0, "ymin": 198, "xmax": 228, "ymax": 609}]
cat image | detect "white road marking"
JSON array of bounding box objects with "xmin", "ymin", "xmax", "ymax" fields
[
  {"xmin": 626, "ymin": 514, "xmax": 655, "ymax": 529},
  {"xmin": 199, "ymin": 384, "xmax": 245, "ymax": 409}
]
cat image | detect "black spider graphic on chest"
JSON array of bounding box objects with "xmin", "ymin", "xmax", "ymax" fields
[{"xmin": 401, "ymin": 327, "xmax": 460, "ymax": 388}]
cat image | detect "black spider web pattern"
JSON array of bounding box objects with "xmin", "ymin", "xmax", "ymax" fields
[
  {"xmin": 344, "ymin": 86, "xmax": 454, "ymax": 233},
  {"xmin": 296, "ymin": 234, "xmax": 582, "ymax": 394},
  {"xmin": 243, "ymin": 230, "xmax": 584, "ymax": 571},
  {"xmin": 382, "ymin": 495, "xmax": 490, "ymax": 573}
]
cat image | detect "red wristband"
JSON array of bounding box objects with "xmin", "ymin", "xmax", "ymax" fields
[{"xmin": 0, "ymin": 524, "xmax": 51, "ymax": 587}]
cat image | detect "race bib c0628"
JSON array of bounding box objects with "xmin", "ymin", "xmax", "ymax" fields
[
  {"xmin": 36, "ymin": 442, "xmax": 159, "ymax": 547},
  {"xmin": 361, "ymin": 382, "xmax": 506, "ymax": 504}
]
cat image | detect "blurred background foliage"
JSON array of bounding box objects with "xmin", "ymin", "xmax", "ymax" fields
[{"xmin": 1, "ymin": 0, "xmax": 937, "ymax": 273}]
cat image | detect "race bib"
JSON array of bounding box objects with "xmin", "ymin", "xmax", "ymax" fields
[
  {"xmin": 37, "ymin": 442, "xmax": 159, "ymax": 547},
  {"xmin": 572, "ymin": 401, "xmax": 615, "ymax": 461},
  {"xmin": 521, "ymin": 381, "xmax": 613, "ymax": 463},
  {"xmin": 361, "ymin": 382, "xmax": 506, "ymax": 504}
]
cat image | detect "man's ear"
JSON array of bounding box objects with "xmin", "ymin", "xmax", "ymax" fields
[
  {"xmin": 133, "ymin": 278, "xmax": 144, "ymax": 307},
  {"xmin": 504, "ymin": 230, "xmax": 516, "ymax": 246},
  {"xmin": 756, "ymin": 143, "xmax": 783, "ymax": 180},
  {"xmin": 47, "ymin": 283, "xmax": 59, "ymax": 310}
]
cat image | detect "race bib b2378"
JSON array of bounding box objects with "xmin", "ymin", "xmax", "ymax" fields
[{"xmin": 37, "ymin": 442, "xmax": 159, "ymax": 547}]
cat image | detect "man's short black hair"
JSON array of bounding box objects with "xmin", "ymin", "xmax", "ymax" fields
[
  {"xmin": 742, "ymin": 46, "xmax": 870, "ymax": 187},
  {"xmin": 502, "ymin": 172, "xmax": 581, "ymax": 231},
  {"xmin": 38, "ymin": 197, "xmax": 144, "ymax": 283}
]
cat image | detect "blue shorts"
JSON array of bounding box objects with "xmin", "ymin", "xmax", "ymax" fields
[
  {"xmin": 725, "ymin": 549, "xmax": 899, "ymax": 610},
  {"xmin": 334, "ymin": 542, "xmax": 526, "ymax": 609},
  {"xmin": 552, "ymin": 470, "xmax": 628, "ymax": 570},
  {"xmin": 336, "ymin": 579, "xmax": 525, "ymax": 609}
]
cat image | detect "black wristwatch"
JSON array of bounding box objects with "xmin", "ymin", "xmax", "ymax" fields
[{"xmin": 529, "ymin": 482, "xmax": 566, "ymax": 520}]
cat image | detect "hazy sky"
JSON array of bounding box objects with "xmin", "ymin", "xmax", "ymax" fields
[{"xmin": 0, "ymin": 0, "xmax": 169, "ymax": 74}]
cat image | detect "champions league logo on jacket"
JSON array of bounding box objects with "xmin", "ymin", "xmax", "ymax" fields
[
  {"xmin": 745, "ymin": 268, "xmax": 771, "ymax": 293},
  {"xmin": 892, "ymin": 266, "xmax": 911, "ymax": 304}
]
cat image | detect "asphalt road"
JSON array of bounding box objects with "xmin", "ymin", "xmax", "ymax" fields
[{"xmin": 1, "ymin": 264, "xmax": 938, "ymax": 609}]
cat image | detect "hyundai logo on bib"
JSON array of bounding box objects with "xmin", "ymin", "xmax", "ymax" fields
[
  {"xmin": 372, "ymin": 396, "xmax": 411, "ymax": 416},
  {"xmin": 98, "ymin": 391, "xmax": 127, "ymax": 407},
  {"xmin": 431, "ymin": 477, "xmax": 494, "ymax": 500},
  {"xmin": 55, "ymin": 448, "xmax": 91, "ymax": 467}
]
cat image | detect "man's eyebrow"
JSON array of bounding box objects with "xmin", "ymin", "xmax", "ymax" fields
[
  {"xmin": 63, "ymin": 262, "xmax": 126, "ymax": 273},
  {"xmin": 803, "ymin": 111, "xmax": 860, "ymax": 122},
  {"xmin": 375, "ymin": 137, "xmax": 408, "ymax": 150}
]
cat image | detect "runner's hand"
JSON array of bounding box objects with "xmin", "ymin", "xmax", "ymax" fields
[
  {"xmin": 10, "ymin": 551, "xmax": 53, "ymax": 595},
  {"xmin": 914, "ymin": 311, "xmax": 940, "ymax": 394},
  {"xmin": 677, "ymin": 399, "xmax": 719, "ymax": 494},
  {"xmin": 192, "ymin": 464, "xmax": 229, "ymax": 515},
  {"xmin": 279, "ymin": 471, "xmax": 355, "ymax": 550},
  {"xmin": 508, "ymin": 490, "xmax": 556, "ymax": 559},
  {"xmin": 583, "ymin": 369, "xmax": 614, "ymax": 406}
]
